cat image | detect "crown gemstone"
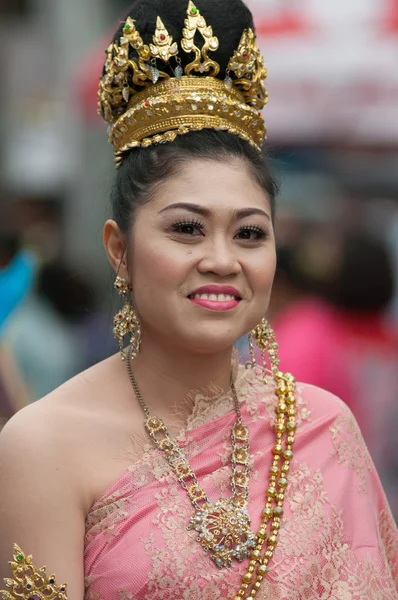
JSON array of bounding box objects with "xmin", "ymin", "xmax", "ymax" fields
[
  {"xmin": 191, "ymin": 7, "xmax": 198, "ymax": 14},
  {"xmin": 124, "ymin": 24, "xmax": 131, "ymax": 31},
  {"xmin": 160, "ymin": 34, "xmax": 166, "ymax": 41}
]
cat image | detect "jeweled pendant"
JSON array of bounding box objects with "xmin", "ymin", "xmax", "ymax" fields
[
  {"xmin": 224, "ymin": 75, "xmax": 233, "ymax": 91},
  {"xmin": 187, "ymin": 498, "xmax": 256, "ymax": 568},
  {"xmin": 151, "ymin": 65, "xmax": 160, "ymax": 83},
  {"xmin": 174, "ymin": 65, "xmax": 183, "ymax": 79},
  {"xmin": 122, "ymin": 87, "xmax": 130, "ymax": 102}
]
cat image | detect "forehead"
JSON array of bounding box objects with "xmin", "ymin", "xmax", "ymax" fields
[{"xmin": 147, "ymin": 158, "xmax": 271, "ymax": 214}]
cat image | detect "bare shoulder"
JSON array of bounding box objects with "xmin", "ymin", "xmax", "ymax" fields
[{"xmin": 0, "ymin": 353, "xmax": 138, "ymax": 508}]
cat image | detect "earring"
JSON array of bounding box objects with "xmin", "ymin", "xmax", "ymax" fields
[
  {"xmin": 249, "ymin": 318, "xmax": 280, "ymax": 384},
  {"xmin": 113, "ymin": 276, "xmax": 141, "ymax": 361}
]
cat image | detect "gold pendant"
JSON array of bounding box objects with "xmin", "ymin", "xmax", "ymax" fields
[{"xmin": 188, "ymin": 498, "xmax": 256, "ymax": 568}]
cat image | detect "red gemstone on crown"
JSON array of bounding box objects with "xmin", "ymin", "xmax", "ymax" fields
[
  {"xmin": 160, "ymin": 34, "xmax": 166, "ymax": 41},
  {"xmin": 144, "ymin": 102, "xmax": 150, "ymax": 107},
  {"xmin": 242, "ymin": 52, "xmax": 248, "ymax": 59}
]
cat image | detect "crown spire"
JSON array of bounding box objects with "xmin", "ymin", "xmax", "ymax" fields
[
  {"xmin": 97, "ymin": 0, "xmax": 268, "ymax": 165},
  {"xmin": 181, "ymin": 1, "xmax": 220, "ymax": 76}
]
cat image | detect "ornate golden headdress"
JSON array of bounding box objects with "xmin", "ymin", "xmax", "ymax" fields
[
  {"xmin": 1, "ymin": 545, "xmax": 67, "ymax": 600},
  {"xmin": 98, "ymin": 1, "xmax": 268, "ymax": 166}
]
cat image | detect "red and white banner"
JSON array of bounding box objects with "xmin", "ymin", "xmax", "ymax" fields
[{"xmin": 248, "ymin": 0, "xmax": 398, "ymax": 143}]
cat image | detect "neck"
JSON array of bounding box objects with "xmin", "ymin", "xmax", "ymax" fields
[{"xmin": 130, "ymin": 331, "xmax": 235, "ymax": 418}]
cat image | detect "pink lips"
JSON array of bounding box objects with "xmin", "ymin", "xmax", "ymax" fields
[{"xmin": 188, "ymin": 285, "xmax": 241, "ymax": 312}]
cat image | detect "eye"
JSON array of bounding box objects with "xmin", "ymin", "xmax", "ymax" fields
[
  {"xmin": 235, "ymin": 226, "xmax": 269, "ymax": 242},
  {"xmin": 171, "ymin": 219, "xmax": 205, "ymax": 236}
]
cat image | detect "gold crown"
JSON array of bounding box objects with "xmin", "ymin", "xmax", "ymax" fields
[
  {"xmin": 98, "ymin": 1, "xmax": 268, "ymax": 166},
  {"xmin": 1, "ymin": 544, "xmax": 67, "ymax": 600}
]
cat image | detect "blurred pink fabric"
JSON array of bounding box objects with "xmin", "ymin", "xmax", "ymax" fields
[{"xmin": 84, "ymin": 366, "xmax": 398, "ymax": 599}]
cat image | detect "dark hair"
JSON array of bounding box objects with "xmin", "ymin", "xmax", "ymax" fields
[
  {"xmin": 330, "ymin": 234, "xmax": 394, "ymax": 313},
  {"xmin": 109, "ymin": 0, "xmax": 278, "ymax": 233}
]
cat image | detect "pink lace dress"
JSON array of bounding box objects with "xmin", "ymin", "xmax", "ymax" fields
[{"xmin": 84, "ymin": 366, "xmax": 398, "ymax": 599}]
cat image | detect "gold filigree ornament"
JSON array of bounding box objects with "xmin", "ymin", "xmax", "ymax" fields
[
  {"xmin": 113, "ymin": 276, "xmax": 141, "ymax": 361},
  {"xmin": 97, "ymin": 1, "xmax": 268, "ymax": 167},
  {"xmin": 1, "ymin": 545, "xmax": 67, "ymax": 600},
  {"xmin": 227, "ymin": 28, "xmax": 268, "ymax": 110}
]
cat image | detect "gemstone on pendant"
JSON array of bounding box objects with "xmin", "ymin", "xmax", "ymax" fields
[
  {"xmin": 187, "ymin": 498, "xmax": 254, "ymax": 568},
  {"xmin": 174, "ymin": 65, "xmax": 183, "ymax": 79},
  {"xmin": 224, "ymin": 75, "xmax": 233, "ymax": 91},
  {"xmin": 122, "ymin": 87, "xmax": 130, "ymax": 102},
  {"xmin": 151, "ymin": 66, "xmax": 160, "ymax": 83},
  {"xmin": 191, "ymin": 7, "xmax": 198, "ymax": 14}
]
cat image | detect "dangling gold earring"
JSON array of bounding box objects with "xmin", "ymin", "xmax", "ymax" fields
[
  {"xmin": 113, "ymin": 276, "xmax": 141, "ymax": 361},
  {"xmin": 249, "ymin": 318, "xmax": 280, "ymax": 384}
]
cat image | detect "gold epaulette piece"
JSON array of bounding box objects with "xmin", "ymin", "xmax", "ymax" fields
[
  {"xmin": 97, "ymin": 0, "xmax": 268, "ymax": 165},
  {"xmin": 1, "ymin": 545, "xmax": 67, "ymax": 600}
]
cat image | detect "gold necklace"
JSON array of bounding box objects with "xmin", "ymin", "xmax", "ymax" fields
[
  {"xmin": 127, "ymin": 331, "xmax": 297, "ymax": 599},
  {"xmin": 127, "ymin": 348, "xmax": 257, "ymax": 569},
  {"xmin": 233, "ymin": 370, "xmax": 297, "ymax": 599}
]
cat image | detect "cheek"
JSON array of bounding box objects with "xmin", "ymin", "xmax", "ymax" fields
[
  {"xmin": 247, "ymin": 247, "xmax": 277, "ymax": 292},
  {"xmin": 130, "ymin": 237, "xmax": 189, "ymax": 297}
]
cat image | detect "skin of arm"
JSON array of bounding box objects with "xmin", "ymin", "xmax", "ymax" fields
[{"xmin": 0, "ymin": 405, "xmax": 86, "ymax": 600}]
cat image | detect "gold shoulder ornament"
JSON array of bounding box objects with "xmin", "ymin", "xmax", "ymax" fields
[
  {"xmin": 1, "ymin": 545, "xmax": 67, "ymax": 600},
  {"xmin": 97, "ymin": 1, "xmax": 268, "ymax": 166}
]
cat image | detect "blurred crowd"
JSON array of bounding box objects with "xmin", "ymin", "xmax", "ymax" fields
[{"xmin": 0, "ymin": 197, "xmax": 114, "ymax": 429}]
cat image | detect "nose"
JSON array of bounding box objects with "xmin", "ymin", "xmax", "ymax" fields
[{"xmin": 197, "ymin": 236, "xmax": 242, "ymax": 278}]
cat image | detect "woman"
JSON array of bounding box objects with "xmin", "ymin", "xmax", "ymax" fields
[{"xmin": 1, "ymin": 1, "xmax": 397, "ymax": 599}]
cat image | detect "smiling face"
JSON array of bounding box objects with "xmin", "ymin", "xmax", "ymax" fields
[{"xmin": 122, "ymin": 157, "xmax": 276, "ymax": 354}]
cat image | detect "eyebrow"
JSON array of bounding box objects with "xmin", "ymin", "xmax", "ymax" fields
[{"xmin": 158, "ymin": 202, "xmax": 270, "ymax": 221}]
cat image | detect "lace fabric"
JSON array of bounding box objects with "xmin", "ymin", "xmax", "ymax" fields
[{"xmin": 84, "ymin": 366, "xmax": 398, "ymax": 600}]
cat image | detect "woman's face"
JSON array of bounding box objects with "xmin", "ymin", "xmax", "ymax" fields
[{"xmin": 128, "ymin": 158, "xmax": 276, "ymax": 354}]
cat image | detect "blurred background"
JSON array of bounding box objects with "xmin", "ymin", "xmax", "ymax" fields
[{"xmin": 0, "ymin": 0, "xmax": 397, "ymax": 517}]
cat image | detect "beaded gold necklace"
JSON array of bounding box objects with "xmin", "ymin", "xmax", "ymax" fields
[{"xmin": 127, "ymin": 341, "xmax": 297, "ymax": 599}]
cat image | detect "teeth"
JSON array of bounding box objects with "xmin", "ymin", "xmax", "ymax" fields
[{"xmin": 193, "ymin": 293, "xmax": 237, "ymax": 301}]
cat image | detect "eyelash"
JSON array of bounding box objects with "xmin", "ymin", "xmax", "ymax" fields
[
  {"xmin": 170, "ymin": 220, "xmax": 269, "ymax": 242},
  {"xmin": 171, "ymin": 219, "xmax": 205, "ymax": 234}
]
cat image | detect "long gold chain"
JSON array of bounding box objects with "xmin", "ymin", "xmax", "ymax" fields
[{"xmin": 233, "ymin": 370, "xmax": 296, "ymax": 599}]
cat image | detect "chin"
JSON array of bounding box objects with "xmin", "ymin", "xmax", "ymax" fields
[{"xmin": 177, "ymin": 324, "xmax": 244, "ymax": 355}]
